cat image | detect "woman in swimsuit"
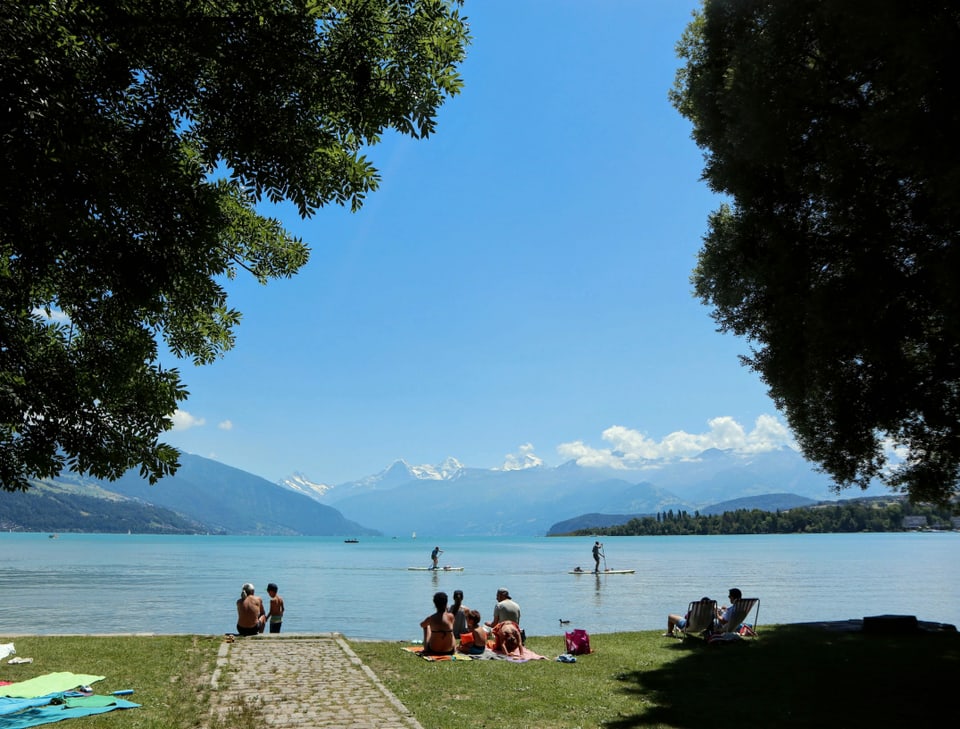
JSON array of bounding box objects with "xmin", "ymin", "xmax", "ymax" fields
[{"xmin": 420, "ymin": 591, "xmax": 456, "ymax": 656}]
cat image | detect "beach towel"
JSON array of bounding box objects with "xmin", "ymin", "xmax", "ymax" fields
[
  {"xmin": 492, "ymin": 645, "xmax": 547, "ymax": 662},
  {"xmin": 0, "ymin": 697, "xmax": 51, "ymax": 716},
  {"xmin": 2, "ymin": 673, "xmax": 105, "ymax": 699},
  {"xmin": 401, "ymin": 646, "xmax": 467, "ymax": 661},
  {"xmin": 0, "ymin": 696, "xmax": 139, "ymax": 729}
]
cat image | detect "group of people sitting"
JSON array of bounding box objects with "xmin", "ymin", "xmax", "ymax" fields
[
  {"xmin": 665, "ymin": 587, "xmax": 743, "ymax": 636},
  {"xmin": 419, "ymin": 587, "xmax": 523, "ymax": 657}
]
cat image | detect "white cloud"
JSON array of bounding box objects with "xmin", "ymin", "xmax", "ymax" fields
[
  {"xmin": 496, "ymin": 443, "xmax": 544, "ymax": 471},
  {"xmin": 218, "ymin": 420, "xmax": 233, "ymax": 431},
  {"xmin": 170, "ymin": 409, "xmax": 206, "ymax": 431},
  {"xmin": 556, "ymin": 415, "xmax": 796, "ymax": 469}
]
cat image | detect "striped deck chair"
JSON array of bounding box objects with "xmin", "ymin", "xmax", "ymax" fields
[
  {"xmin": 718, "ymin": 598, "xmax": 760, "ymax": 636},
  {"xmin": 679, "ymin": 599, "xmax": 718, "ymax": 639}
]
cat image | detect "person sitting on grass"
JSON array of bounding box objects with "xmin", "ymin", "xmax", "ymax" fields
[
  {"xmin": 492, "ymin": 620, "xmax": 524, "ymax": 656},
  {"xmin": 420, "ymin": 591, "xmax": 456, "ymax": 656},
  {"xmin": 458, "ymin": 610, "xmax": 488, "ymax": 655}
]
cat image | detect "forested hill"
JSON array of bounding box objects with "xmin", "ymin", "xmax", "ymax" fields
[
  {"xmin": 0, "ymin": 482, "xmax": 209, "ymax": 534},
  {"xmin": 562, "ymin": 498, "xmax": 957, "ymax": 536}
]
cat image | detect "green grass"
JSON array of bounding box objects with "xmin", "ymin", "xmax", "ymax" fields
[
  {"xmin": 0, "ymin": 635, "xmax": 222, "ymax": 729},
  {"xmin": 2, "ymin": 628, "xmax": 957, "ymax": 729},
  {"xmin": 351, "ymin": 626, "xmax": 960, "ymax": 729}
]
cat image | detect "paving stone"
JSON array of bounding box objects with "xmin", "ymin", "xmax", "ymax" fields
[{"xmin": 210, "ymin": 633, "xmax": 422, "ymax": 729}]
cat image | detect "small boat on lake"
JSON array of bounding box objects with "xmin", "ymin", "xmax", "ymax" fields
[{"xmin": 344, "ymin": 539, "xmax": 359, "ymax": 543}]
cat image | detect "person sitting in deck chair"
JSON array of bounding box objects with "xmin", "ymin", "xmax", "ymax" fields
[
  {"xmin": 716, "ymin": 588, "xmax": 743, "ymax": 631},
  {"xmin": 665, "ymin": 596, "xmax": 713, "ymax": 636}
]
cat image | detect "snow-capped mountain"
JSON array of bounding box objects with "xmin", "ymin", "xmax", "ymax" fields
[
  {"xmin": 280, "ymin": 457, "xmax": 465, "ymax": 504},
  {"xmin": 278, "ymin": 472, "xmax": 333, "ymax": 500},
  {"xmin": 408, "ymin": 456, "xmax": 465, "ymax": 481},
  {"xmin": 282, "ymin": 446, "xmax": 888, "ymax": 536}
]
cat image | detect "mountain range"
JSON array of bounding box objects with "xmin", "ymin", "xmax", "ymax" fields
[
  {"xmin": 4, "ymin": 453, "xmax": 376, "ymax": 536},
  {"xmin": 2, "ymin": 446, "xmax": 885, "ymax": 536},
  {"xmin": 279, "ymin": 446, "xmax": 885, "ymax": 536}
]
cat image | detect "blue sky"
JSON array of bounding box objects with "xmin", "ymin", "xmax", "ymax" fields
[{"xmin": 164, "ymin": 0, "xmax": 797, "ymax": 485}]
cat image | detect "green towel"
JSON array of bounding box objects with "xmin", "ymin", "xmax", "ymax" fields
[
  {"xmin": 2, "ymin": 673, "xmax": 105, "ymax": 699},
  {"xmin": 64, "ymin": 695, "xmax": 121, "ymax": 708}
]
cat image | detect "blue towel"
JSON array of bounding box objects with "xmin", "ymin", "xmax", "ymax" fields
[
  {"xmin": 0, "ymin": 696, "xmax": 51, "ymax": 716},
  {"xmin": 0, "ymin": 696, "xmax": 139, "ymax": 728}
]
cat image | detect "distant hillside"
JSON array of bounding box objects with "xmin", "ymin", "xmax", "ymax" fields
[
  {"xmin": 103, "ymin": 453, "xmax": 380, "ymax": 536},
  {"xmin": 546, "ymin": 493, "xmax": 820, "ymax": 535},
  {"xmin": 561, "ymin": 494, "xmax": 955, "ymax": 536},
  {"xmin": 7, "ymin": 453, "xmax": 379, "ymax": 536},
  {"xmin": 699, "ymin": 493, "xmax": 817, "ymax": 514},
  {"xmin": 547, "ymin": 513, "xmax": 651, "ymax": 535},
  {"xmin": 0, "ymin": 480, "xmax": 208, "ymax": 534}
]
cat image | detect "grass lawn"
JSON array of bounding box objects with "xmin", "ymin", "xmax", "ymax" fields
[
  {"xmin": 1, "ymin": 626, "xmax": 957, "ymax": 728},
  {"xmin": 352, "ymin": 625, "xmax": 960, "ymax": 729},
  {"xmin": 0, "ymin": 635, "xmax": 221, "ymax": 729}
]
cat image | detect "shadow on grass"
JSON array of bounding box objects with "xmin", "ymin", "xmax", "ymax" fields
[{"xmin": 608, "ymin": 625, "xmax": 959, "ymax": 729}]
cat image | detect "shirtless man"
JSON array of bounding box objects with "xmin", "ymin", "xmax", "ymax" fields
[{"xmin": 236, "ymin": 583, "xmax": 266, "ymax": 636}]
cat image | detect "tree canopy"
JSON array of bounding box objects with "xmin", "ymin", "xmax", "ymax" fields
[
  {"xmin": 671, "ymin": 1, "xmax": 960, "ymax": 505},
  {"xmin": 0, "ymin": 1, "xmax": 469, "ymax": 491}
]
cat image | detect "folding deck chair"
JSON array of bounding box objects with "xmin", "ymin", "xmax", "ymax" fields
[
  {"xmin": 677, "ymin": 598, "xmax": 718, "ymax": 639},
  {"xmin": 717, "ymin": 598, "xmax": 760, "ymax": 636}
]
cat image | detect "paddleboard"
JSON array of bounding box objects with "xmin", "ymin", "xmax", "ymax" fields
[
  {"xmin": 408, "ymin": 566, "xmax": 464, "ymax": 571},
  {"xmin": 569, "ymin": 569, "xmax": 635, "ymax": 574}
]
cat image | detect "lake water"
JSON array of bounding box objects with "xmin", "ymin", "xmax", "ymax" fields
[{"xmin": 0, "ymin": 532, "xmax": 957, "ymax": 641}]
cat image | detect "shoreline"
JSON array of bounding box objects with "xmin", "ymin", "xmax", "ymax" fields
[{"xmin": 4, "ymin": 616, "xmax": 958, "ymax": 641}]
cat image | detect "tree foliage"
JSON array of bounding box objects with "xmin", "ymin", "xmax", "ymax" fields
[
  {"xmin": 569, "ymin": 499, "xmax": 956, "ymax": 537},
  {"xmin": 0, "ymin": 1, "xmax": 469, "ymax": 490},
  {"xmin": 671, "ymin": 1, "xmax": 960, "ymax": 504}
]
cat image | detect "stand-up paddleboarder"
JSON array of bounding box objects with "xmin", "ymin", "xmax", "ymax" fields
[{"xmin": 592, "ymin": 541, "xmax": 603, "ymax": 573}]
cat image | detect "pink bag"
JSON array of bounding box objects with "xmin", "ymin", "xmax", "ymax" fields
[{"xmin": 564, "ymin": 629, "xmax": 591, "ymax": 655}]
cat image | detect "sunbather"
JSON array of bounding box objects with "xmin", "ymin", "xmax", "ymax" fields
[
  {"xmin": 457, "ymin": 609, "xmax": 488, "ymax": 655},
  {"xmin": 236, "ymin": 583, "xmax": 266, "ymax": 636},
  {"xmin": 420, "ymin": 591, "xmax": 456, "ymax": 656},
  {"xmin": 492, "ymin": 620, "xmax": 524, "ymax": 655}
]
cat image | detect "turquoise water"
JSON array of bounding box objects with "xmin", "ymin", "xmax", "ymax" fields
[{"xmin": 0, "ymin": 532, "xmax": 957, "ymax": 640}]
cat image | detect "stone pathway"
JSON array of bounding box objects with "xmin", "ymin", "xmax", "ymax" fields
[{"xmin": 209, "ymin": 634, "xmax": 423, "ymax": 729}]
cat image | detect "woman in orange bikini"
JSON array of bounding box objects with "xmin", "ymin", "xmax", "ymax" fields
[{"xmin": 420, "ymin": 591, "xmax": 456, "ymax": 656}]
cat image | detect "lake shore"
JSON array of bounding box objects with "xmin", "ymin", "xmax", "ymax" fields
[{"xmin": 4, "ymin": 627, "xmax": 957, "ymax": 729}]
